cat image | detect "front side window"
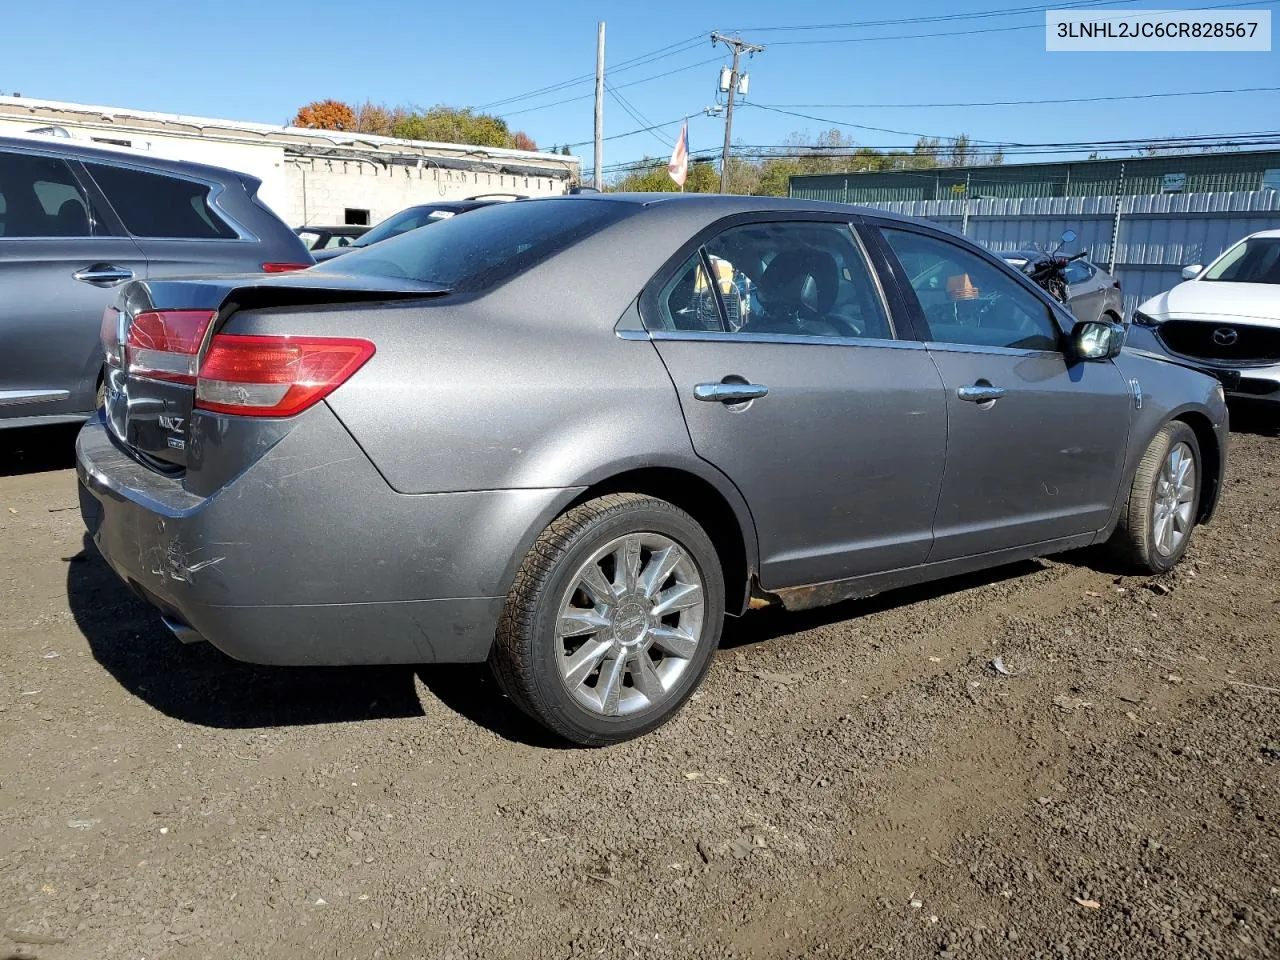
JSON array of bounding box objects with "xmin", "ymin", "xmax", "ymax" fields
[
  {"xmin": 1202, "ymin": 236, "xmax": 1280, "ymax": 285},
  {"xmin": 0, "ymin": 152, "xmax": 98, "ymax": 238},
  {"xmin": 83, "ymin": 162, "xmax": 237, "ymax": 239},
  {"xmin": 654, "ymin": 220, "xmax": 893, "ymax": 340},
  {"xmin": 883, "ymin": 228, "xmax": 1060, "ymax": 352}
]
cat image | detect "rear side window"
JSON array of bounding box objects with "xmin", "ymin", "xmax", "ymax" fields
[
  {"xmin": 319, "ymin": 198, "xmax": 632, "ymax": 291},
  {"xmin": 83, "ymin": 162, "xmax": 238, "ymax": 239},
  {"xmin": 0, "ymin": 151, "xmax": 101, "ymax": 238}
]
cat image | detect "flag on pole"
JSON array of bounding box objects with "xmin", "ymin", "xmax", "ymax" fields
[{"xmin": 667, "ymin": 119, "xmax": 689, "ymax": 189}]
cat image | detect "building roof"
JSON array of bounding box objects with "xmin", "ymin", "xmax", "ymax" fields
[{"xmin": 0, "ymin": 95, "xmax": 579, "ymax": 177}]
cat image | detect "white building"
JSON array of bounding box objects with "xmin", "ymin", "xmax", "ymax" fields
[{"xmin": 0, "ymin": 96, "xmax": 580, "ymax": 228}]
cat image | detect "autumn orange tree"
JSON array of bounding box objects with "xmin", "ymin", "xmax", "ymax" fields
[
  {"xmin": 292, "ymin": 99, "xmax": 357, "ymax": 131},
  {"xmin": 290, "ymin": 99, "xmax": 537, "ymax": 151}
]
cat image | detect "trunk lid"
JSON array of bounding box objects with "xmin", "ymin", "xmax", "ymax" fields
[{"xmin": 102, "ymin": 271, "xmax": 447, "ymax": 469}]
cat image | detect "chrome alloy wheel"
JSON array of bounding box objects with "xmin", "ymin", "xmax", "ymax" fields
[
  {"xmin": 1153, "ymin": 441, "xmax": 1197, "ymax": 557},
  {"xmin": 554, "ymin": 533, "xmax": 706, "ymax": 717}
]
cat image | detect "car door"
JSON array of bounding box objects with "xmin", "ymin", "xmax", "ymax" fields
[
  {"xmin": 643, "ymin": 216, "xmax": 948, "ymax": 590},
  {"xmin": 874, "ymin": 223, "xmax": 1132, "ymax": 562},
  {"xmin": 0, "ymin": 149, "xmax": 146, "ymax": 421},
  {"xmin": 77, "ymin": 160, "xmax": 259, "ymax": 276}
]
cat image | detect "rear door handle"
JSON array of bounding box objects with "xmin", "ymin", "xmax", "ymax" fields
[
  {"xmin": 693, "ymin": 382, "xmax": 769, "ymax": 404},
  {"xmin": 73, "ymin": 264, "xmax": 134, "ymax": 286},
  {"xmin": 956, "ymin": 384, "xmax": 1006, "ymax": 403}
]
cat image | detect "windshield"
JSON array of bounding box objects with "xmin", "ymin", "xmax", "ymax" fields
[
  {"xmin": 313, "ymin": 198, "xmax": 634, "ymax": 291},
  {"xmin": 353, "ymin": 206, "xmax": 466, "ymax": 248},
  {"xmin": 1202, "ymin": 236, "xmax": 1280, "ymax": 285}
]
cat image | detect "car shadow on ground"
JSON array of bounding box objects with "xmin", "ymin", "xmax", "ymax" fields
[
  {"xmin": 66, "ymin": 530, "xmax": 1050, "ymax": 742},
  {"xmin": 67, "ymin": 534, "xmax": 427, "ymax": 730},
  {"xmin": 0, "ymin": 423, "xmax": 81, "ymax": 477},
  {"xmin": 1227, "ymin": 399, "xmax": 1280, "ymax": 438}
]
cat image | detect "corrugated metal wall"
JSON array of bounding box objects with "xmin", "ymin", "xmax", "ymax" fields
[{"xmin": 848, "ymin": 190, "xmax": 1280, "ymax": 317}]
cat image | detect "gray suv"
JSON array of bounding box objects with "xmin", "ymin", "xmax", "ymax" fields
[{"xmin": 0, "ymin": 134, "xmax": 312, "ymax": 428}]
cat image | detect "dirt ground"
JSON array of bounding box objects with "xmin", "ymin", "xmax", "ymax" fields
[{"xmin": 1, "ymin": 412, "xmax": 1277, "ymax": 960}]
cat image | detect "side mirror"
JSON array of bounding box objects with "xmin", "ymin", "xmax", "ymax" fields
[
  {"xmin": 1060, "ymin": 229, "xmax": 1077, "ymax": 245},
  {"xmin": 1073, "ymin": 319, "xmax": 1125, "ymax": 361},
  {"xmin": 1181, "ymin": 264, "xmax": 1203, "ymax": 280}
]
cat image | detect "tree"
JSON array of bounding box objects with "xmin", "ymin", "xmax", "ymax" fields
[
  {"xmin": 292, "ymin": 100, "xmax": 538, "ymax": 150},
  {"xmin": 509, "ymin": 131, "xmax": 538, "ymax": 152},
  {"xmin": 292, "ymin": 99, "xmax": 357, "ymax": 132}
]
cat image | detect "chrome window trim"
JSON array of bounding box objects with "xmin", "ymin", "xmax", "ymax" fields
[
  {"xmin": 924, "ymin": 340, "xmax": 1064, "ymax": 360},
  {"xmin": 647, "ymin": 329, "xmax": 925, "ymax": 350},
  {"xmin": 845, "ymin": 221, "xmax": 897, "ymax": 339},
  {"xmin": 0, "ymin": 148, "xmax": 105, "ymax": 240},
  {"xmin": 78, "ymin": 157, "xmax": 257, "ymax": 242}
]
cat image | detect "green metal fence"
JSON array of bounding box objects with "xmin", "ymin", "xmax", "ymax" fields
[{"xmin": 790, "ymin": 150, "xmax": 1280, "ymax": 203}]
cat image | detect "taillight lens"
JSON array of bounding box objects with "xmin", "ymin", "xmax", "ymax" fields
[
  {"xmin": 126, "ymin": 310, "xmax": 218, "ymax": 384},
  {"xmin": 261, "ymin": 262, "xmax": 312, "ymax": 273},
  {"xmin": 195, "ymin": 335, "xmax": 375, "ymax": 417}
]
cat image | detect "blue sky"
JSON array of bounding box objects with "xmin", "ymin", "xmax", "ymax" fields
[{"xmin": 4, "ymin": 0, "xmax": 1277, "ymax": 174}]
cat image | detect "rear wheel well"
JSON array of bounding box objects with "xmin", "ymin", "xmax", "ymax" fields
[
  {"xmin": 565, "ymin": 468, "xmax": 751, "ymax": 614},
  {"xmin": 1173, "ymin": 411, "xmax": 1221, "ymax": 523}
]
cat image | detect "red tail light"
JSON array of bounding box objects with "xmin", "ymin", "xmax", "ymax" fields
[
  {"xmin": 261, "ymin": 262, "xmax": 311, "ymax": 273},
  {"xmin": 195, "ymin": 335, "xmax": 375, "ymax": 417},
  {"xmin": 125, "ymin": 310, "xmax": 218, "ymax": 384}
]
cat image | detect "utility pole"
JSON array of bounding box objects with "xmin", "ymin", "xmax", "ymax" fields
[
  {"xmin": 593, "ymin": 22, "xmax": 605, "ymax": 191},
  {"xmin": 711, "ymin": 32, "xmax": 764, "ymax": 194}
]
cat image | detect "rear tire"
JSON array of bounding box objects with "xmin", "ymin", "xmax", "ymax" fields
[
  {"xmin": 491, "ymin": 493, "xmax": 724, "ymax": 746},
  {"xmin": 1108, "ymin": 421, "xmax": 1201, "ymax": 573}
]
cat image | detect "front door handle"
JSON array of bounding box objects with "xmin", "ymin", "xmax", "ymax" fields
[
  {"xmin": 73, "ymin": 264, "xmax": 134, "ymax": 286},
  {"xmin": 693, "ymin": 382, "xmax": 769, "ymax": 404},
  {"xmin": 956, "ymin": 384, "xmax": 1006, "ymax": 403}
]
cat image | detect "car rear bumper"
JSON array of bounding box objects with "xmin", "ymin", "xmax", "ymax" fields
[{"xmin": 76, "ymin": 411, "xmax": 576, "ymax": 665}]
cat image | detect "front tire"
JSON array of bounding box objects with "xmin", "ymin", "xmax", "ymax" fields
[
  {"xmin": 491, "ymin": 494, "xmax": 725, "ymax": 746},
  {"xmin": 1108, "ymin": 421, "xmax": 1202, "ymax": 573}
]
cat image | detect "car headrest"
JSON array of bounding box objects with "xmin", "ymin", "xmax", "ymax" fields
[
  {"xmin": 757, "ymin": 247, "xmax": 839, "ymax": 316},
  {"xmin": 55, "ymin": 199, "xmax": 89, "ymax": 236}
]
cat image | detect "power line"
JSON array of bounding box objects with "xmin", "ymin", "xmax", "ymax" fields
[
  {"xmin": 475, "ymin": 33, "xmax": 706, "ymax": 112},
  {"xmin": 732, "ymin": 0, "xmax": 1138, "ymax": 33},
  {"xmin": 762, "ymin": 0, "xmax": 1273, "ymax": 45},
  {"xmin": 565, "ymin": 116, "xmax": 690, "ymax": 150},
  {"xmin": 496, "ymin": 56, "xmax": 722, "ymax": 119},
  {"xmin": 596, "ymin": 133, "xmax": 1280, "ymax": 174},
  {"xmin": 743, "ymin": 103, "xmax": 1023, "ymax": 147},
  {"xmin": 606, "ymin": 80, "xmax": 673, "ymax": 148},
  {"xmin": 753, "ymin": 85, "xmax": 1280, "ymax": 110}
]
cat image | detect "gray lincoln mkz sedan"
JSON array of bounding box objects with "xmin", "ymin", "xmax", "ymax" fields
[{"xmin": 77, "ymin": 195, "xmax": 1228, "ymax": 745}]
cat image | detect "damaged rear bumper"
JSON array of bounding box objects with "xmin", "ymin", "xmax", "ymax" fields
[{"xmin": 75, "ymin": 410, "xmax": 574, "ymax": 666}]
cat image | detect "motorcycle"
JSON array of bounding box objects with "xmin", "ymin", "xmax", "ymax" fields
[{"xmin": 1021, "ymin": 229, "xmax": 1089, "ymax": 304}]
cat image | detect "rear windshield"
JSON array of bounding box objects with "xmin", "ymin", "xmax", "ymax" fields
[
  {"xmin": 354, "ymin": 205, "xmax": 471, "ymax": 247},
  {"xmin": 316, "ymin": 198, "xmax": 633, "ymax": 291},
  {"xmin": 1202, "ymin": 236, "xmax": 1280, "ymax": 285}
]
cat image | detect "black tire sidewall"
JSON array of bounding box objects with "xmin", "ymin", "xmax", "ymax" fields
[
  {"xmin": 1140, "ymin": 423, "xmax": 1201, "ymax": 573},
  {"xmin": 524, "ymin": 502, "xmax": 725, "ymax": 743}
]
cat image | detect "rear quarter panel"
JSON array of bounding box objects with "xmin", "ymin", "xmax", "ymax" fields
[{"xmin": 225, "ymin": 297, "xmax": 698, "ymax": 494}]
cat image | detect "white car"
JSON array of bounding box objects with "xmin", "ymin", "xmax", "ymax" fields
[{"xmin": 1127, "ymin": 229, "xmax": 1280, "ymax": 406}]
